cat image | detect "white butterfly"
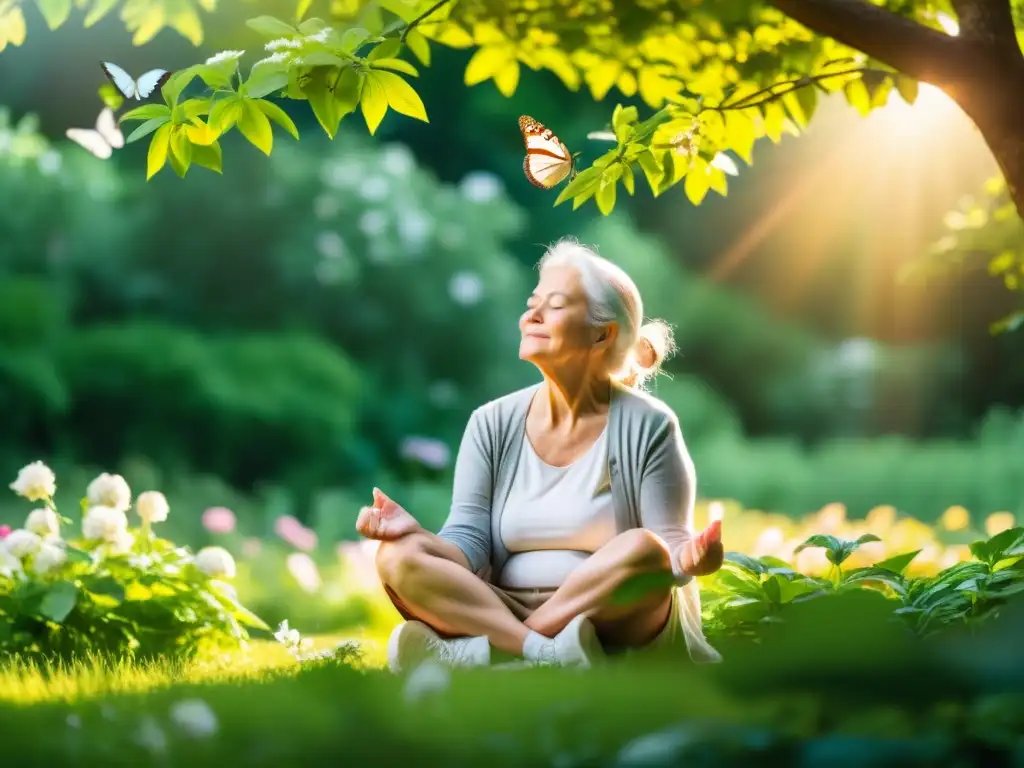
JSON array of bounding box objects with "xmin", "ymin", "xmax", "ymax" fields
[
  {"xmin": 101, "ymin": 61, "xmax": 172, "ymax": 100},
  {"xmin": 518, "ymin": 114, "xmax": 577, "ymax": 189},
  {"xmin": 66, "ymin": 107, "xmax": 124, "ymax": 160}
]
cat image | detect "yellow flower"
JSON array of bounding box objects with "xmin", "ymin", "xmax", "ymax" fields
[
  {"xmin": 939, "ymin": 505, "xmax": 970, "ymax": 531},
  {"xmin": 984, "ymin": 511, "xmax": 1016, "ymax": 536},
  {"xmin": 865, "ymin": 505, "xmax": 897, "ymax": 532}
]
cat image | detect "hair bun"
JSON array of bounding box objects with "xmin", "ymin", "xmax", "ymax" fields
[{"xmin": 634, "ymin": 320, "xmax": 674, "ymax": 371}]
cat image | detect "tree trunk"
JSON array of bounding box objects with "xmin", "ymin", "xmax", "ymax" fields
[{"xmin": 771, "ymin": 0, "xmax": 1024, "ymax": 219}]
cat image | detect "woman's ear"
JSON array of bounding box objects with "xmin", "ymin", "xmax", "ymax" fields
[{"xmin": 594, "ymin": 324, "xmax": 616, "ymax": 347}]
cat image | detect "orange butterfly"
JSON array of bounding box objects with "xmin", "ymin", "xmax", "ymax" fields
[{"xmin": 519, "ymin": 115, "xmax": 577, "ymax": 189}]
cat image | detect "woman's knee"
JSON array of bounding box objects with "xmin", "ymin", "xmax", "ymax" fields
[
  {"xmin": 613, "ymin": 528, "xmax": 672, "ymax": 572},
  {"xmin": 374, "ymin": 534, "xmax": 431, "ymax": 589}
]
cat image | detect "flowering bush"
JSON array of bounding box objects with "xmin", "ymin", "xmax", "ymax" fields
[{"xmin": 0, "ymin": 462, "xmax": 268, "ymax": 661}]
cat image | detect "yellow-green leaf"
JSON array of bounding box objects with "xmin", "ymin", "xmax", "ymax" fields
[
  {"xmin": 185, "ymin": 118, "xmax": 219, "ymax": 145},
  {"xmin": 125, "ymin": 116, "xmax": 170, "ymax": 144},
  {"xmin": 596, "ymin": 177, "xmax": 617, "ymax": 215},
  {"xmin": 84, "ymin": 0, "xmax": 118, "ymax": 27},
  {"xmin": 554, "ymin": 165, "xmax": 603, "ymax": 206},
  {"xmin": 147, "ymin": 124, "xmax": 171, "ymax": 180},
  {"xmin": 493, "ymin": 60, "xmax": 520, "ymax": 96},
  {"xmin": 209, "ymin": 98, "xmax": 243, "ymax": 134},
  {"xmin": 34, "ymin": 0, "xmax": 72, "ymax": 30},
  {"xmin": 360, "ymin": 72, "xmax": 389, "ymax": 134},
  {"xmin": 168, "ymin": 6, "xmax": 203, "ymax": 45},
  {"xmin": 621, "ymin": 163, "xmax": 635, "ymax": 195},
  {"xmin": 371, "ymin": 58, "xmax": 418, "ymax": 77},
  {"xmin": 895, "ymin": 75, "xmax": 919, "ymax": 105},
  {"xmin": 464, "ymin": 45, "xmax": 512, "ymax": 86},
  {"xmin": 246, "ymin": 15, "xmax": 297, "ymax": 38},
  {"xmin": 130, "ymin": 5, "xmax": 165, "ymax": 46},
  {"xmin": 844, "ymin": 78, "xmax": 872, "ymax": 116},
  {"xmin": 255, "ymin": 99, "xmax": 299, "ymax": 139},
  {"xmin": 236, "ymin": 99, "xmax": 274, "ymax": 155},
  {"xmin": 405, "ymin": 29, "xmax": 430, "ymax": 65},
  {"xmin": 295, "ymin": 0, "xmax": 314, "ymax": 21},
  {"xmin": 120, "ymin": 103, "xmax": 171, "ymax": 123},
  {"xmin": 369, "ymin": 38, "xmax": 401, "ymax": 61},
  {"xmin": 171, "ymin": 127, "xmax": 193, "ymax": 169},
  {"xmin": 1, "ymin": 6, "xmax": 27, "ymax": 48},
  {"xmin": 684, "ymin": 156, "xmax": 711, "ymax": 205},
  {"xmin": 724, "ymin": 111, "xmax": 755, "ymax": 164},
  {"xmin": 586, "ymin": 60, "xmax": 622, "ymax": 101},
  {"xmin": 191, "ymin": 141, "xmax": 223, "ymax": 173},
  {"xmin": 370, "ymin": 70, "xmax": 428, "ymax": 123},
  {"xmin": 98, "ymin": 83, "xmax": 125, "ymax": 111},
  {"xmin": 636, "ymin": 150, "xmax": 662, "ymax": 191}
]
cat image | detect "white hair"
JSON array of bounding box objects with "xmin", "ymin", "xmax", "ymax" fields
[{"xmin": 538, "ymin": 236, "xmax": 674, "ymax": 388}]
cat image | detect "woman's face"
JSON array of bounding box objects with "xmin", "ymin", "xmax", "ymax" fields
[{"xmin": 519, "ymin": 265, "xmax": 609, "ymax": 367}]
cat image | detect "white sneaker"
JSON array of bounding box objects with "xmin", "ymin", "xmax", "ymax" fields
[
  {"xmin": 386, "ymin": 621, "xmax": 491, "ymax": 673},
  {"xmin": 531, "ymin": 615, "xmax": 605, "ymax": 668}
]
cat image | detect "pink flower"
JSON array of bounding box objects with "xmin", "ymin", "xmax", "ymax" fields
[
  {"xmin": 399, "ymin": 436, "xmax": 451, "ymax": 470},
  {"xmin": 0, "ymin": 525, "xmax": 10, "ymax": 539},
  {"xmin": 274, "ymin": 515, "xmax": 318, "ymax": 552},
  {"xmin": 241, "ymin": 537, "xmax": 262, "ymax": 558},
  {"xmin": 201, "ymin": 506, "xmax": 236, "ymax": 534},
  {"xmin": 286, "ymin": 552, "xmax": 322, "ymax": 593}
]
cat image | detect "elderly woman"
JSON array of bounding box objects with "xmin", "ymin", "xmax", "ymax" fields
[{"xmin": 356, "ymin": 237, "xmax": 724, "ymax": 672}]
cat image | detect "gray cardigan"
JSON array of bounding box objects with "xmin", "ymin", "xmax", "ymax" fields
[{"xmin": 438, "ymin": 381, "xmax": 722, "ymax": 663}]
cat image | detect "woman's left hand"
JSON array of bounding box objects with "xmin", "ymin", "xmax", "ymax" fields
[{"xmin": 679, "ymin": 519, "xmax": 724, "ymax": 576}]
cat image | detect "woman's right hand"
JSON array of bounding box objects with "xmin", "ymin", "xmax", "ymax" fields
[{"xmin": 355, "ymin": 487, "xmax": 423, "ymax": 541}]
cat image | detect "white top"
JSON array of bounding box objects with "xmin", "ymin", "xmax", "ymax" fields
[{"xmin": 496, "ymin": 426, "xmax": 618, "ymax": 589}]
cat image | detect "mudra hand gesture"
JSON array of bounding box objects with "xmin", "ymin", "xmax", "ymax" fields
[
  {"xmin": 679, "ymin": 519, "xmax": 724, "ymax": 576},
  {"xmin": 356, "ymin": 487, "xmax": 422, "ymax": 541}
]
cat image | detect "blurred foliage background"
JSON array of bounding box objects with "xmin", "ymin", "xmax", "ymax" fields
[{"xmin": 0, "ymin": 3, "xmax": 1022, "ymax": 573}]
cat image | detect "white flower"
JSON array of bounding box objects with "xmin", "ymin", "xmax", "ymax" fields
[
  {"xmin": 285, "ymin": 552, "xmax": 322, "ymax": 593},
  {"xmin": 0, "ymin": 545, "xmax": 22, "ymax": 578},
  {"xmin": 304, "ymin": 27, "xmax": 332, "ymax": 43},
  {"xmin": 205, "ymin": 49, "xmax": 245, "ymax": 65},
  {"xmin": 106, "ymin": 530, "xmax": 135, "ymax": 556},
  {"xmin": 169, "ymin": 699, "xmax": 218, "ymax": 739},
  {"xmin": 265, "ymin": 37, "xmax": 302, "ymax": 51},
  {"xmin": 25, "ymin": 507, "xmax": 60, "ymax": 538},
  {"xmin": 5, "ymin": 529, "xmax": 41, "ymax": 558},
  {"xmin": 86, "ymin": 473, "xmax": 131, "ymax": 512},
  {"xmin": 33, "ymin": 541, "xmax": 67, "ymax": 575},
  {"xmin": 134, "ymin": 715, "xmax": 168, "ymax": 754},
  {"xmin": 82, "ymin": 505, "xmax": 129, "ymax": 543},
  {"xmin": 254, "ymin": 52, "xmax": 289, "ymax": 66},
  {"xmin": 195, "ymin": 546, "xmax": 236, "ymax": 579},
  {"xmin": 9, "ymin": 461, "xmax": 56, "ymax": 501},
  {"xmin": 136, "ymin": 491, "xmax": 169, "ymax": 524},
  {"xmin": 274, "ymin": 619, "xmax": 301, "ymax": 649}
]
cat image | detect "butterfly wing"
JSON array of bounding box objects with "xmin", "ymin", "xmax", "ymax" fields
[
  {"xmin": 135, "ymin": 68, "xmax": 171, "ymax": 99},
  {"xmin": 101, "ymin": 62, "xmax": 138, "ymax": 100},
  {"xmin": 518, "ymin": 115, "xmax": 573, "ymax": 189},
  {"xmin": 95, "ymin": 107, "xmax": 124, "ymax": 149},
  {"xmin": 66, "ymin": 128, "xmax": 113, "ymax": 160}
]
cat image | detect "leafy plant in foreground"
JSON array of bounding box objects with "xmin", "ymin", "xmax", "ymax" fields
[
  {"xmin": 702, "ymin": 528, "xmax": 1024, "ymax": 641},
  {"xmin": 0, "ymin": 461, "xmax": 268, "ymax": 661}
]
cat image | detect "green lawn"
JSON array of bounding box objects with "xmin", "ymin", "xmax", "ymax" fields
[{"xmin": 2, "ymin": 594, "xmax": 1023, "ymax": 767}]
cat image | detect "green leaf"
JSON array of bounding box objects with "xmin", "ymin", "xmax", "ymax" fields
[
  {"xmin": 295, "ymin": 0, "xmax": 314, "ymax": 21},
  {"xmin": 245, "ymin": 69, "xmax": 289, "ymax": 100},
  {"xmin": 340, "ymin": 26, "xmax": 371, "ymax": 53},
  {"xmin": 246, "ymin": 15, "xmax": 297, "ymax": 38},
  {"xmin": 120, "ymin": 104, "xmax": 171, "ymax": 123},
  {"xmin": 553, "ymin": 165, "xmax": 603, "ymax": 206},
  {"xmin": 83, "ymin": 0, "xmax": 118, "ymax": 26},
  {"xmin": 39, "ymin": 581, "xmax": 77, "ymax": 623},
  {"xmin": 255, "ymin": 99, "xmax": 299, "ymax": 139},
  {"xmin": 612, "ymin": 103, "xmax": 639, "ymax": 143},
  {"xmin": 656, "ymin": 152, "xmax": 677, "ymax": 196},
  {"xmin": 636, "ymin": 150, "xmax": 663, "ymax": 191},
  {"xmin": 236, "ymin": 100, "xmax": 274, "ymax": 155},
  {"xmin": 873, "ymin": 549, "xmax": 921, "ymax": 575},
  {"xmin": 34, "ymin": 0, "xmax": 71, "ymax": 29},
  {"xmin": 305, "ymin": 73, "xmax": 343, "ymax": 138},
  {"xmin": 85, "ymin": 576, "xmax": 125, "ymax": 602},
  {"xmin": 621, "ymin": 163, "xmax": 634, "ymax": 195},
  {"xmin": 298, "ymin": 51, "xmax": 348, "ymax": 68},
  {"xmin": 368, "ymin": 70, "xmax": 427, "ymax": 123},
  {"xmin": 334, "ymin": 67, "xmax": 364, "ymax": 115},
  {"xmin": 297, "ymin": 16, "xmax": 329, "ymax": 35},
  {"xmin": 171, "ymin": 127, "xmax": 193, "ymax": 170},
  {"xmin": 64, "ymin": 546, "xmax": 91, "ymax": 564},
  {"xmin": 371, "ymin": 57, "xmax": 418, "ymax": 77},
  {"xmin": 895, "ymin": 75, "xmax": 919, "ymax": 105},
  {"xmin": 405, "ymin": 29, "xmax": 430, "ymax": 65},
  {"xmin": 162, "ymin": 68, "xmax": 197, "ymax": 107},
  {"xmin": 724, "ymin": 552, "xmax": 766, "ymax": 576},
  {"xmin": 843, "ymin": 78, "xmax": 872, "ymax": 116},
  {"xmin": 360, "ymin": 72, "xmax": 389, "ymax": 134},
  {"xmin": 369, "ymin": 38, "xmax": 401, "ymax": 61},
  {"xmin": 596, "ymin": 175, "xmax": 617, "ymax": 215},
  {"xmin": 147, "ymin": 124, "xmax": 171, "ymax": 180},
  {"xmin": 192, "ymin": 141, "xmax": 223, "ymax": 173},
  {"xmin": 684, "ymin": 156, "xmax": 711, "ymax": 205},
  {"xmin": 209, "ymin": 97, "xmax": 243, "ymax": 134},
  {"xmin": 97, "ymin": 83, "xmax": 124, "ymax": 111},
  {"xmin": 125, "ymin": 115, "xmax": 170, "ymax": 144}
]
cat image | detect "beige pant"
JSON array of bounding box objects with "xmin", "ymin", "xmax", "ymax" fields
[{"xmin": 386, "ymin": 582, "xmax": 682, "ymax": 653}]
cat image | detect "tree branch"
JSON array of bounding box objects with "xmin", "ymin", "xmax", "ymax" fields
[
  {"xmin": 950, "ymin": 0, "xmax": 1022, "ymax": 61},
  {"xmin": 769, "ymin": 0, "xmax": 989, "ymax": 86}
]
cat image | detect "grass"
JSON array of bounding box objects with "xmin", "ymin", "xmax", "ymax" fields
[{"xmin": 3, "ymin": 593, "xmax": 1024, "ymax": 767}]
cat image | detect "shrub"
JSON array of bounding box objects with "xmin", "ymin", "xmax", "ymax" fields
[{"xmin": 0, "ymin": 462, "xmax": 268, "ymax": 661}]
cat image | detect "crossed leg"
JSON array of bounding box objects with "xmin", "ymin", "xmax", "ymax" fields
[{"xmin": 375, "ymin": 527, "xmax": 675, "ymax": 656}]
